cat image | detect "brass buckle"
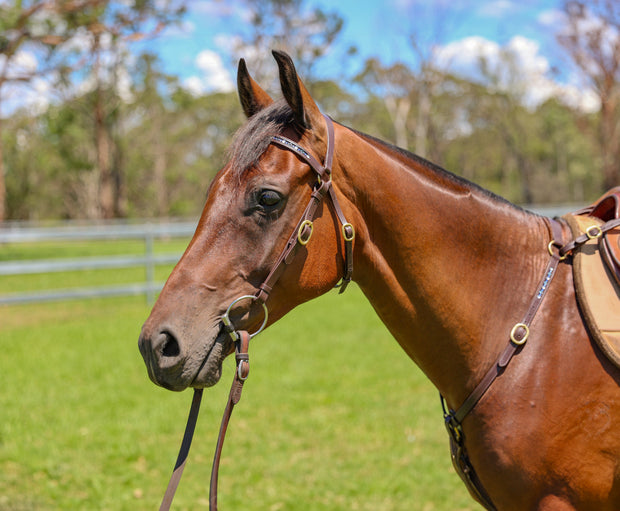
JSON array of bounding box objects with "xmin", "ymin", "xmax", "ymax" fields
[
  {"xmin": 297, "ymin": 220, "xmax": 313, "ymax": 245},
  {"xmin": 586, "ymin": 225, "xmax": 602, "ymax": 240},
  {"xmin": 547, "ymin": 241, "xmax": 567, "ymax": 261},
  {"xmin": 510, "ymin": 323, "xmax": 529, "ymax": 345},
  {"xmin": 342, "ymin": 222, "xmax": 355, "ymax": 242}
]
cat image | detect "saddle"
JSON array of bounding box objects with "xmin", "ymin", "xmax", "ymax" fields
[{"xmin": 563, "ymin": 187, "xmax": 620, "ymax": 368}]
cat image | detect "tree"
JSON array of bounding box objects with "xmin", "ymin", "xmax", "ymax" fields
[
  {"xmin": 0, "ymin": 1, "xmax": 74, "ymax": 221},
  {"xmin": 223, "ymin": 0, "xmax": 344, "ymax": 86},
  {"xmin": 355, "ymin": 59, "xmax": 415, "ymax": 150},
  {"xmin": 558, "ymin": 0, "xmax": 620, "ymax": 190},
  {"xmin": 0, "ymin": 0, "xmax": 186, "ymax": 221},
  {"xmin": 54, "ymin": 0, "xmax": 186, "ymax": 218}
]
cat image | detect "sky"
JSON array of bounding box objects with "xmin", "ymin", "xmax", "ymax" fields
[
  {"xmin": 134, "ymin": 0, "xmax": 597, "ymax": 111},
  {"xmin": 0, "ymin": 0, "xmax": 603, "ymax": 116}
]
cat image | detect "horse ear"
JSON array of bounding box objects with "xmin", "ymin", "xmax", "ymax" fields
[
  {"xmin": 237, "ymin": 58, "xmax": 274, "ymax": 118},
  {"xmin": 272, "ymin": 50, "xmax": 325, "ymax": 135}
]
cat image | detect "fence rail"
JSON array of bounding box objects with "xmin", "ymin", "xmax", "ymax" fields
[
  {"xmin": 0, "ymin": 205, "xmax": 576, "ymax": 306},
  {"xmin": 0, "ymin": 220, "xmax": 197, "ymax": 305}
]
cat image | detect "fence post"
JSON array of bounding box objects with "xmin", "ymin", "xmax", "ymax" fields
[{"xmin": 145, "ymin": 227, "xmax": 155, "ymax": 305}]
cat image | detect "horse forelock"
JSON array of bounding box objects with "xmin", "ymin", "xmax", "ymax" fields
[{"xmin": 227, "ymin": 100, "xmax": 298, "ymax": 178}]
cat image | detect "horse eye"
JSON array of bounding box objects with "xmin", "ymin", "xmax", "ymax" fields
[{"xmin": 258, "ymin": 190, "xmax": 282, "ymax": 208}]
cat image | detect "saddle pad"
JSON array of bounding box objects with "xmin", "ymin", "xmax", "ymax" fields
[{"xmin": 564, "ymin": 213, "xmax": 620, "ymax": 368}]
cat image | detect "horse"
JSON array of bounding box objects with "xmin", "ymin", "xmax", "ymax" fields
[{"xmin": 139, "ymin": 51, "xmax": 620, "ymax": 510}]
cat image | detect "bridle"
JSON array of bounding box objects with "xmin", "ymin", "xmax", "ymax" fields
[{"xmin": 159, "ymin": 114, "xmax": 355, "ymax": 510}]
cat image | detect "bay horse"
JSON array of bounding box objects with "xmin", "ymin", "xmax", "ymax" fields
[{"xmin": 139, "ymin": 51, "xmax": 620, "ymax": 510}]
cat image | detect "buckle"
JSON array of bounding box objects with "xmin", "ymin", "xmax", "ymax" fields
[
  {"xmin": 510, "ymin": 323, "xmax": 529, "ymax": 345},
  {"xmin": 342, "ymin": 222, "xmax": 355, "ymax": 242},
  {"xmin": 586, "ymin": 225, "xmax": 602, "ymax": 240},
  {"xmin": 297, "ymin": 220, "xmax": 314, "ymax": 245},
  {"xmin": 547, "ymin": 241, "xmax": 568, "ymax": 261}
]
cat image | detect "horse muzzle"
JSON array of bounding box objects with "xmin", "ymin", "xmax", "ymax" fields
[{"xmin": 138, "ymin": 326, "xmax": 192, "ymax": 391}]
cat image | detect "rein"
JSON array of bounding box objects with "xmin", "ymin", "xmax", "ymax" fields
[{"xmin": 159, "ymin": 114, "xmax": 355, "ymax": 511}]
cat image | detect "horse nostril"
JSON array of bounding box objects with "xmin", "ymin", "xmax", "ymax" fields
[{"xmin": 161, "ymin": 332, "xmax": 181, "ymax": 358}]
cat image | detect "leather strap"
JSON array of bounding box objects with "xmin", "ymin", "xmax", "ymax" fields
[
  {"xmin": 441, "ymin": 217, "xmax": 566, "ymax": 510},
  {"xmin": 209, "ymin": 330, "xmax": 251, "ymax": 510},
  {"xmin": 259, "ymin": 115, "xmax": 354, "ymax": 301},
  {"xmin": 559, "ymin": 217, "xmax": 620, "ymax": 258},
  {"xmin": 444, "ymin": 218, "xmax": 564, "ymax": 426},
  {"xmin": 158, "ymin": 331, "xmax": 250, "ymax": 511},
  {"xmin": 159, "ymin": 388, "xmax": 204, "ymax": 511}
]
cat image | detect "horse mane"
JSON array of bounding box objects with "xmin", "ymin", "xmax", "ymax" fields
[
  {"xmin": 351, "ymin": 128, "xmax": 525, "ymax": 212},
  {"xmin": 228, "ymin": 100, "xmax": 298, "ymax": 177}
]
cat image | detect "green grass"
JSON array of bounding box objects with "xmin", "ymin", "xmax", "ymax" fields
[{"xmin": 0, "ymin": 237, "xmax": 475, "ymax": 510}]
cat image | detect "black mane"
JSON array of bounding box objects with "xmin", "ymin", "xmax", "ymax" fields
[
  {"xmin": 352, "ymin": 128, "xmax": 523, "ymax": 211},
  {"xmin": 228, "ymin": 100, "xmax": 297, "ymax": 176}
]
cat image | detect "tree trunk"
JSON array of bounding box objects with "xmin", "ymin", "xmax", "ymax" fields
[
  {"xmin": 93, "ymin": 36, "xmax": 114, "ymax": 219},
  {"xmin": 385, "ymin": 96, "xmax": 410, "ymax": 150},
  {"xmin": 415, "ymin": 88, "xmax": 430, "ymax": 158},
  {"xmin": 94, "ymin": 90, "xmax": 114, "ymax": 218},
  {"xmin": 600, "ymin": 98, "xmax": 620, "ymax": 191},
  {"xmin": 0, "ymin": 115, "xmax": 5, "ymax": 222}
]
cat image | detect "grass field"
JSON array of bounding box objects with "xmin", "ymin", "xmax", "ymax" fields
[{"xmin": 0, "ymin": 238, "xmax": 475, "ymax": 510}]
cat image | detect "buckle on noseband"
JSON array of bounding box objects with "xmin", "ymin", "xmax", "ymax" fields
[{"xmin": 221, "ymin": 295, "xmax": 269, "ymax": 342}]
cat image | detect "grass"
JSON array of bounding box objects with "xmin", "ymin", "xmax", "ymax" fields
[{"xmin": 0, "ymin": 238, "xmax": 475, "ymax": 510}]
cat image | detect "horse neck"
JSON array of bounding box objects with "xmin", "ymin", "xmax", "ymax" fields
[{"xmin": 334, "ymin": 128, "xmax": 551, "ymax": 405}]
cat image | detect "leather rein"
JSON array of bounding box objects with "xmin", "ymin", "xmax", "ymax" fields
[{"xmin": 159, "ymin": 114, "xmax": 355, "ymax": 511}]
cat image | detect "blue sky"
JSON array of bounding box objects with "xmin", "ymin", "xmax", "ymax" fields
[
  {"xmin": 131, "ymin": 0, "xmax": 598, "ymax": 110},
  {"xmin": 1, "ymin": 0, "xmax": 599, "ymax": 116},
  {"xmin": 144, "ymin": 0, "xmax": 565, "ymax": 84}
]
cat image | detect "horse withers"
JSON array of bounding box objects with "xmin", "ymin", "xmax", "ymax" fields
[{"xmin": 139, "ymin": 51, "xmax": 620, "ymax": 510}]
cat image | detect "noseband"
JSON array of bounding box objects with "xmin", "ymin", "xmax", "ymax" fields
[{"xmin": 160, "ymin": 114, "xmax": 355, "ymax": 511}]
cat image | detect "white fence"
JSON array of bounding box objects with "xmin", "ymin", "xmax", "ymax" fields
[
  {"xmin": 0, "ymin": 205, "xmax": 576, "ymax": 306},
  {"xmin": 0, "ymin": 220, "xmax": 197, "ymax": 305}
]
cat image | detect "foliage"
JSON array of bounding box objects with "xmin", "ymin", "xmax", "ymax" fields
[
  {"xmin": 1, "ymin": 0, "xmax": 618, "ymax": 221},
  {"xmin": 557, "ymin": 0, "xmax": 620, "ymax": 190}
]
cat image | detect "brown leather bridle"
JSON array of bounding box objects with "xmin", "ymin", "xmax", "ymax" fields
[{"xmin": 159, "ymin": 114, "xmax": 355, "ymax": 511}]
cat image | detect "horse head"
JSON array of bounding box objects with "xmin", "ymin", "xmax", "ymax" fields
[{"xmin": 138, "ymin": 51, "xmax": 352, "ymax": 391}]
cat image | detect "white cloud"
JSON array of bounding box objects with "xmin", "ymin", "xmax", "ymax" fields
[
  {"xmin": 0, "ymin": 50, "xmax": 53, "ymax": 117},
  {"xmin": 182, "ymin": 49, "xmax": 234, "ymax": 95},
  {"xmin": 537, "ymin": 8, "xmax": 566, "ymax": 29},
  {"xmin": 477, "ymin": 0, "xmax": 517, "ymax": 18},
  {"xmin": 182, "ymin": 75, "xmax": 205, "ymax": 96},
  {"xmin": 434, "ymin": 35, "xmax": 598, "ymax": 112},
  {"xmin": 0, "ymin": 50, "xmax": 39, "ymax": 80},
  {"xmin": 557, "ymin": 83, "xmax": 600, "ymax": 113},
  {"xmin": 158, "ymin": 19, "xmax": 196, "ymax": 39},
  {"xmin": 434, "ymin": 36, "xmax": 500, "ymax": 78}
]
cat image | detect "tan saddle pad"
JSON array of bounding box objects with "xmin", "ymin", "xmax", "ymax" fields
[{"xmin": 564, "ymin": 213, "xmax": 620, "ymax": 368}]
